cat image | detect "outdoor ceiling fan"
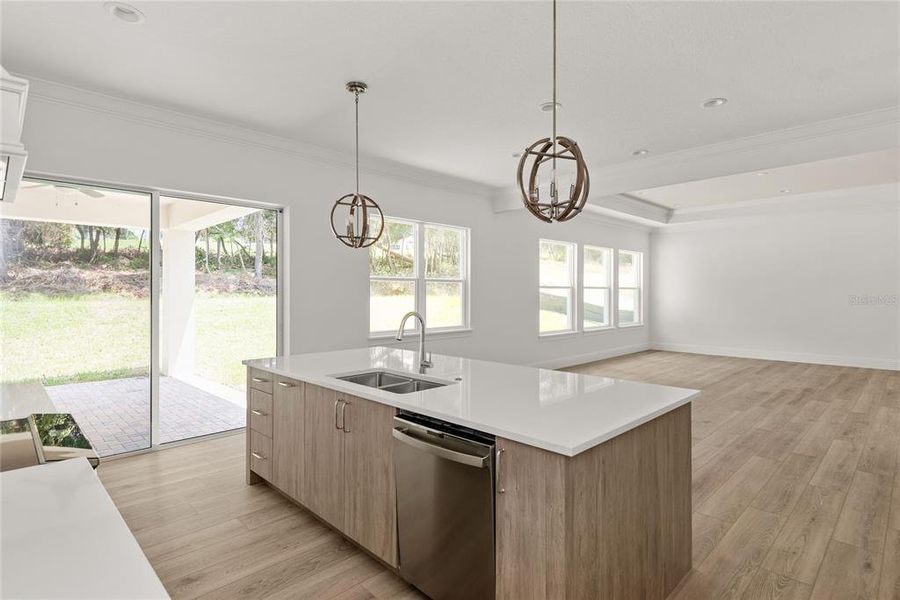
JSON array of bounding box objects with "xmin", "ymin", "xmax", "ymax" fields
[{"xmin": 21, "ymin": 180, "xmax": 105, "ymax": 198}]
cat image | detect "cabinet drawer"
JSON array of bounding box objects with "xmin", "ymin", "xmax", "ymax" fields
[
  {"xmin": 249, "ymin": 389, "xmax": 273, "ymax": 437},
  {"xmin": 248, "ymin": 430, "xmax": 273, "ymax": 482},
  {"xmin": 248, "ymin": 368, "xmax": 274, "ymax": 394}
]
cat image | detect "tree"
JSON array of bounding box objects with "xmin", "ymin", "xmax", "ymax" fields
[
  {"xmin": 252, "ymin": 212, "xmax": 265, "ymax": 280},
  {"xmin": 0, "ymin": 220, "xmax": 25, "ymax": 282},
  {"xmin": 203, "ymin": 229, "xmax": 211, "ymax": 273},
  {"xmin": 112, "ymin": 228, "xmax": 122, "ymax": 256}
]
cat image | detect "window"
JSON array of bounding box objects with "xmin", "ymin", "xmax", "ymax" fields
[
  {"xmin": 583, "ymin": 245, "xmax": 612, "ymax": 329},
  {"xmin": 369, "ymin": 218, "xmax": 468, "ymax": 335},
  {"xmin": 617, "ymin": 250, "xmax": 643, "ymax": 326},
  {"xmin": 539, "ymin": 239, "xmax": 576, "ymax": 334}
]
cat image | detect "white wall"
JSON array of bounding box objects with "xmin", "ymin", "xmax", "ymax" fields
[
  {"xmin": 650, "ymin": 184, "xmax": 900, "ymax": 370},
  {"xmin": 18, "ymin": 82, "xmax": 649, "ymax": 368}
]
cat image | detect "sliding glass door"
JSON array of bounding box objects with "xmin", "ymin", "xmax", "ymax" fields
[
  {"xmin": 1, "ymin": 179, "xmax": 152, "ymax": 455},
  {"xmin": 158, "ymin": 196, "xmax": 278, "ymax": 444},
  {"xmin": 0, "ymin": 178, "xmax": 281, "ymax": 456}
]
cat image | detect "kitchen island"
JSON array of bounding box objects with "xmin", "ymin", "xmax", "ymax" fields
[{"xmin": 244, "ymin": 347, "xmax": 698, "ymax": 599}]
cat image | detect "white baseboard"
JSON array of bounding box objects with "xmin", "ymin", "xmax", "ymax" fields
[
  {"xmin": 531, "ymin": 343, "xmax": 651, "ymax": 370},
  {"xmin": 650, "ymin": 342, "xmax": 900, "ymax": 371}
]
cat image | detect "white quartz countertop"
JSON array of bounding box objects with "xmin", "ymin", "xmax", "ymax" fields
[
  {"xmin": 0, "ymin": 381, "xmax": 57, "ymax": 420},
  {"xmin": 245, "ymin": 347, "xmax": 698, "ymax": 456},
  {"xmin": 1, "ymin": 458, "xmax": 169, "ymax": 600}
]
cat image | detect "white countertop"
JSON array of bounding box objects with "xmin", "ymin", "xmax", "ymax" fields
[
  {"xmin": 1, "ymin": 458, "xmax": 169, "ymax": 600},
  {"xmin": 0, "ymin": 381, "xmax": 57, "ymax": 420},
  {"xmin": 245, "ymin": 347, "xmax": 698, "ymax": 456}
]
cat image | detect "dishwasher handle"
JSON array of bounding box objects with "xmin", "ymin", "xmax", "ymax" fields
[{"xmin": 392, "ymin": 428, "xmax": 490, "ymax": 469}]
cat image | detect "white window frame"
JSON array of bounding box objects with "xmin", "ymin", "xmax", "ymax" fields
[
  {"xmin": 368, "ymin": 217, "xmax": 470, "ymax": 337},
  {"xmin": 538, "ymin": 239, "xmax": 577, "ymax": 336},
  {"xmin": 616, "ymin": 249, "xmax": 644, "ymax": 328},
  {"xmin": 582, "ymin": 245, "xmax": 613, "ymax": 331}
]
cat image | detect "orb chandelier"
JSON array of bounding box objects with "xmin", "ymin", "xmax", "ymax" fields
[
  {"xmin": 330, "ymin": 81, "xmax": 384, "ymax": 248},
  {"xmin": 516, "ymin": 0, "xmax": 589, "ymax": 223}
]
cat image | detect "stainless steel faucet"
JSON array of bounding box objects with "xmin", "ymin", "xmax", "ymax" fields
[{"xmin": 396, "ymin": 311, "xmax": 433, "ymax": 370}]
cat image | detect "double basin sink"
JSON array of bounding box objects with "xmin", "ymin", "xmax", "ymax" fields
[{"xmin": 335, "ymin": 370, "xmax": 451, "ymax": 394}]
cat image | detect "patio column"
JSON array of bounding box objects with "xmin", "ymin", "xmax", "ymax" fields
[{"xmin": 161, "ymin": 229, "xmax": 196, "ymax": 378}]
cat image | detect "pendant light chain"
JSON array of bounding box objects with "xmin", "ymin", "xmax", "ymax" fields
[
  {"xmin": 551, "ymin": 0, "xmax": 558, "ymax": 213},
  {"xmin": 552, "ymin": 0, "xmax": 557, "ymax": 165},
  {"xmin": 355, "ymin": 89, "xmax": 360, "ymax": 196}
]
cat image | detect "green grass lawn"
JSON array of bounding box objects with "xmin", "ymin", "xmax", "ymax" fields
[
  {"xmin": 192, "ymin": 294, "xmax": 276, "ymax": 389},
  {"xmin": 0, "ymin": 292, "xmax": 275, "ymax": 390}
]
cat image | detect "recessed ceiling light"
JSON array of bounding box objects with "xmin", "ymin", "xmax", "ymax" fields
[
  {"xmin": 631, "ymin": 149, "xmax": 649, "ymax": 157},
  {"xmin": 756, "ymin": 171, "xmax": 769, "ymax": 176},
  {"xmin": 702, "ymin": 97, "xmax": 728, "ymax": 109},
  {"xmin": 105, "ymin": 2, "xmax": 145, "ymax": 24},
  {"xmin": 540, "ymin": 101, "xmax": 562, "ymax": 112},
  {"xmin": 780, "ymin": 189, "xmax": 791, "ymax": 193}
]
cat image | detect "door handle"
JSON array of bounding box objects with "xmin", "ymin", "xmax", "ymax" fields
[
  {"xmin": 251, "ymin": 451, "xmax": 267, "ymax": 460},
  {"xmin": 496, "ymin": 448, "xmax": 505, "ymax": 494},
  {"xmin": 251, "ymin": 376, "xmax": 269, "ymax": 383},
  {"xmin": 334, "ymin": 399, "xmax": 343, "ymax": 430},
  {"xmin": 250, "ymin": 409, "xmax": 267, "ymax": 416},
  {"xmin": 340, "ymin": 401, "xmax": 351, "ymax": 433},
  {"xmin": 277, "ymin": 380, "xmax": 295, "ymax": 388}
]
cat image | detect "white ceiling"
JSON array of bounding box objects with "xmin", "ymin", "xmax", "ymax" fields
[
  {"xmin": 1, "ymin": 1, "xmax": 898, "ymax": 190},
  {"xmin": 632, "ymin": 149, "xmax": 900, "ymax": 209}
]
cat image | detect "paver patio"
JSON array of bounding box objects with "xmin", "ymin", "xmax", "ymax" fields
[{"xmin": 47, "ymin": 376, "xmax": 245, "ymax": 457}]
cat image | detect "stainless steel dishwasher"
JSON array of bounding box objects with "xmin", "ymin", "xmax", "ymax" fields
[{"xmin": 393, "ymin": 412, "xmax": 495, "ymax": 600}]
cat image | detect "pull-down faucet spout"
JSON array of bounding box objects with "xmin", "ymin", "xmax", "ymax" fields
[{"xmin": 396, "ymin": 311, "xmax": 432, "ymax": 370}]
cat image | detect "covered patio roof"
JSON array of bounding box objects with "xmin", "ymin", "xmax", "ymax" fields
[{"xmin": 1, "ymin": 180, "xmax": 256, "ymax": 231}]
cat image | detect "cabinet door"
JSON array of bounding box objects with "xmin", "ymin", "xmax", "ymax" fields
[
  {"xmin": 303, "ymin": 384, "xmax": 345, "ymax": 529},
  {"xmin": 271, "ymin": 376, "xmax": 304, "ymax": 501},
  {"xmin": 495, "ymin": 438, "xmax": 568, "ymax": 600},
  {"xmin": 342, "ymin": 395, "xmax": 398, "ymax": 567}
]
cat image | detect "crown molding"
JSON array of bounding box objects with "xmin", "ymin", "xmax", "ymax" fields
[
  {"xmin": 20, "ymin": 74, "xmax": 499, "ymax": 199},
  {"xmin": 592, "ymin": 106, "xmax": 900, "ymax": 197},
  {"xmin": 496, "ymin": 106, "xmax": 899, "ymax": 204},
  {"xmin": 592, "ymin": 194, "xmax": 671, "ymax": 224},
  {"xmin": 656, "ymin": 182, "xmax": 899, "ymax": 231}
]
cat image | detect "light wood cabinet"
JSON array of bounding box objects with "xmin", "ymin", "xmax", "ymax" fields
[
  {"xmin": 245, "ymin": 369, "xmax": 404, "ymax": 570},
  {"xmin": 342, "ymin": 395, "xmax": 398, "ymax": 566},
  {"xmin": 302, "ymin": 383, "xmax": 345, "ymax": 528},
  {"xmin": 495, "ymin": 404, "xmax": 691, "ymax": 600},
  {"xmin": 495, "ymin": 439, "xmax": 567, "ymax": 599},
  {"xmin": 248, "ymin": 389, "xmax": 273, "ymax": 438},
  {"xmin": 248, "ymin": 429, "xmax": 272, "ymax": 482},
  {"xmin": 248, "ymin": 368, "xmax": 274, "ymax": 394},
  {"xmin": 271, "ymin": 376, "xmax": 304, "ymax": 501}
]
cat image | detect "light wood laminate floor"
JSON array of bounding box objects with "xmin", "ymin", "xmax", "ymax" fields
[{"xmin": 98, "ymin": 351, "xmax": 900, "ymax": 599}]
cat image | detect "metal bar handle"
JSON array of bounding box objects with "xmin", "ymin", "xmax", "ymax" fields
[
  {"xmin": 277, "ymin": 380, "xmax": 295, "ymax": 388},
  {"xmin": 497, "ymin": 447, "xmax": 506, "ymax": 494},
  {"xmin": 250, "ymin": 409, "xmax": 268, "ymax": 416},
  {"xmin": 251, "ymin": 451, "xmax": 266, "ymax": 460},
  {"xmin": 341, "ymin": 401, "xmax": 351, "ymax": 433},
  {"xmin": 251, "ymin": 376, "xmax": 269, "ymax": 383},
  {"xmin": 334, "ymin": 400, "xmax": 342, "ymax": 430},
  {"xmin": 392, "ymin": 428, "xmax": 489, "ymax": 468}
]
